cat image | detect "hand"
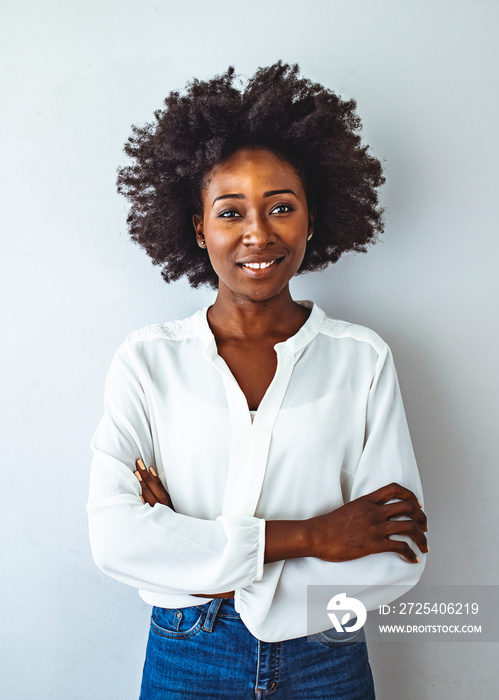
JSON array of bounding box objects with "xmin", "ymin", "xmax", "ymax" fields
[
  {"xmin": 134, "ymin": 459, "xmax": 174, "ymax": 509},
  {"xmin": 310, "ymin": 482, "xmax": 428, "ymax": 564}
]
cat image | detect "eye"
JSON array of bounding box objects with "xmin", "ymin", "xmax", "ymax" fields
[
  {"xmin": 270, "ymin": 203, "xmax": 294, "ymax": 214},
  {"xmin": 217, "ymin": 209, "xmax": 241, "ymax": 219}
]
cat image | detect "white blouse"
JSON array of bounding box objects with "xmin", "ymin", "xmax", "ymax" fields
[{"xmin": 87, "ymin": 301, "xmax": 426, "ymax": 642}]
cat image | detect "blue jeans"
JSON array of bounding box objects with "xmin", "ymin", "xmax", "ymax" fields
[{"xmin": 139, "ymin": 598, "xmax": 375, "ymax": 699}]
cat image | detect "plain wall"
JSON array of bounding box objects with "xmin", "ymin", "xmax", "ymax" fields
[{"xmin": 1, "ymin": 1, "xmax": 498, "ymax": 697}]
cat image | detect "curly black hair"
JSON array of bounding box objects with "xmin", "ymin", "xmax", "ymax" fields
[{"xmin": 117, "ymin": 62, "xmax": 384, "ymax": 288}]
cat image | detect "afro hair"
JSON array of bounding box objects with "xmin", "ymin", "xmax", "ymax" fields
[{"xmin": 117, "ymin": 61, "xmax": 385, "ymax": 288}]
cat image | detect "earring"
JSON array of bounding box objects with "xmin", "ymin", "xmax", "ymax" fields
[
  {"xmin": 199, "ymin": 240, "xmax": 206, "ymax": 247},
  {"xmin": 307, "ymin": 233, "xmax": 313, "ymax": 241}
]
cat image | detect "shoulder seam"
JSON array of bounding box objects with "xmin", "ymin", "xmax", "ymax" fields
[
  {"xmin": 319, "ymin": 317, "xmax": 386, "ymax": 354},
  {"xmin": 124, "ymin": 317, "xmax": 197, "ymax": 345}
]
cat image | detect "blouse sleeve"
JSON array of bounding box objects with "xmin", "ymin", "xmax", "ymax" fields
[
  {"xmin": 87, "ymin": 339, "xmax": 265, "ymax": 597},
  {"xmin": 235, "ymin": 343, "xmax": 427, "ymax": 641}
]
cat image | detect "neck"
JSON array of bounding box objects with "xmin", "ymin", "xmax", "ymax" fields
[{"xmin": 207, "ymin": 284, "xmax": 308, "ymax": 341}]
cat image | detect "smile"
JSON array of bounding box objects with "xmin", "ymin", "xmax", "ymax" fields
[
  {"xmin": 237, "ymin": 256, "xmax": 285, "ymax": 271},
  {"xmin": 241, "ymin": 259, "xmax": 279, "ymax": 270}
]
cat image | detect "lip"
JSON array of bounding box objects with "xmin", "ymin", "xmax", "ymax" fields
[{"xmin": 237, "ymin": 254, "xmax": 286, "ymax": 266}]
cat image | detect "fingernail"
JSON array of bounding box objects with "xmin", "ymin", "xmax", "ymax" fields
[
  {"xmin": 150, "ymin": 467, "xmax": 157, "ymax": 477},
  {"xmin": 140, "ymin": 495, "xmax": 145, "ymax": 504},
  {"xmin": 418, "ymin": 500, "xmax": 423, "ymax": 508},
  {"xmin": 426, "ymin": 544, "xmax": 430, "ymax": 553},
  {"xmin": 415, "ymin": 556, "xmax": 420, "ymax": 563},
  {"xmin": 137, "ymin": 459, "xmax": 146, "ymax": 470},
  {"xmin": 134, "ymin": 470, "xmax": 143, "ymax": 482}
]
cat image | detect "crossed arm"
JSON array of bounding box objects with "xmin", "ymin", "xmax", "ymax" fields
[{"xmin": 134, "ymin": 458, "xmax": 428, "ymax": 599}]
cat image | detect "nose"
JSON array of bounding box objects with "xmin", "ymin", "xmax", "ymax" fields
[{"xmin": 242, "ymin": 212, "xmax": 276, "ymax": 248}]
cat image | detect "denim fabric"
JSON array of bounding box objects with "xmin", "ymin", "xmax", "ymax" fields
[{"xmin": 139, "ymin": 598, "xmax": 375, "ymax": 699}]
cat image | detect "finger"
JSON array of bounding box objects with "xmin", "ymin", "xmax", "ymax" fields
[
  {"xmin": 137, "ymin": 476, "xmax": 159, "ymax": 507},
  {"xmin": 383, "ymin": 499, "xmax": 428, "ymax": 532},
  {"xmin": 148, "ymin": 466, "xmax": 172, "ymax": 503},
  {"xmin": 134, "ymin": 469, "xmax": 158, "ymax": 506},
  {"xmin": 383, "ymin": 520, "xmax": 429, "ymax": 553},
  {"xmin": 381, "ymin": 538, "xmax": 421, "ymax": 563},
  {"xmin": 133, "ymin": 467, "xmax": 146, "ymax": 493},
  {"xmin": 134, "ymin": 470, "xmax": 157, "ymax": 505},
  {"xmin": 148, "ymin": 467, "xmax": 174, "ymax": 508},
  {"xmin": 135, "ymin": 471, "xmax": 170, "ymax": 508},
  {"xmin": 136, "ymin": 460, "xmax": 174, "ymax": 508},
  {"xmin": 136, "ymin": 460, "xmax": 172, "ymax": 506},
  {"xmin": 369, "ymin": 482, "xmax": 422, "ymax": 509}
]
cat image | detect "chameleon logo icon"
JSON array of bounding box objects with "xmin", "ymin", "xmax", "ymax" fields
[{"xmin": 326, "ymin": 593, "xmax": 367, "ymax": 632}]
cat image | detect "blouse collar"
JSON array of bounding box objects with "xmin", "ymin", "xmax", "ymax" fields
[{"xmin": 191, "ymin": 300, "xmax": 325, "ymax": 357}]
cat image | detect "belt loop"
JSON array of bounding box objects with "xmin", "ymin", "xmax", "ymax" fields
[{"xmin": 202, "ymin": 598, "xmax": 223, "ymax": 633}]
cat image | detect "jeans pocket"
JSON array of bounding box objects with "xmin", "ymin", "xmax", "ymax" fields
[
  {"xmin": 310, "ymin": 620, "xmax": 365, "ymax": 647},
  {"xmin": 150, "ymin": 605, "xmax": 205, "ymax": 639}
]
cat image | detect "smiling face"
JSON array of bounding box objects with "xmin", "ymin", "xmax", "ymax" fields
[{"xmin": 193, "ymin": 148, "xmax": 314, "ymax": 304}]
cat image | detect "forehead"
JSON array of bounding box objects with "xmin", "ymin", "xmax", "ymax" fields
[{"xmin": 202, "ymin": 148, "xmax": 305, "ymax": 198}]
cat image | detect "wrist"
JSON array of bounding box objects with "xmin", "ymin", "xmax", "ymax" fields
[
  {"xmin": 264, "ymin": 518, "xmax": 317, "ymax": 563},
  {"xmin": 303, "ymin": 514, "xmax": 324, "ymax": 559}
]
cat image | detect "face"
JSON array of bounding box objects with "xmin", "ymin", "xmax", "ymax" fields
[{"xmin": 193, "ymin": 148, "xmax": 314, "ymax": 303}]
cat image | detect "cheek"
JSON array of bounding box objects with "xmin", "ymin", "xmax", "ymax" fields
[
  {"xmin": 289, "ymin": 227, "xmax": 308, "ymax": 254},
  {"xmin": 204, "ymin": 239, "xmax": 233, "ymax": 278},
  {"xmin": 290, "ymin": 236, "xmax": 308, "ymax": 272}
]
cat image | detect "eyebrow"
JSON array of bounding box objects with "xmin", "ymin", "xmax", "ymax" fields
[{"xmin": 212, "ymin": 189, "xmax": 297, "ymax": 208}]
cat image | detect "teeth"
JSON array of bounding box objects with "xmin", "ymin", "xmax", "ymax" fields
[{"xmin": 242, "ymin": 260, "xmax": 277, "ymax": 269}]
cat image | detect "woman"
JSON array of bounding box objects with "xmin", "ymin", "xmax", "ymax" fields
[{"xmin": 88, "ymin": 62, "xmax": 428, "ymax": 699}]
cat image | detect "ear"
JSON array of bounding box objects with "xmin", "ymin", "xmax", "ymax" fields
[
  {"xmin": 193, "ymin": 214, "xmax": 206, "ymax": 248},
  {"xmin": 307, "ymin": 206, "xmax": 316, "ymax": 241}
]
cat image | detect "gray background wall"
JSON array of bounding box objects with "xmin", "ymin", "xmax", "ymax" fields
[{"xmin": 2, "ymin": 0, "xmax": 498, "ymax": 697}]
